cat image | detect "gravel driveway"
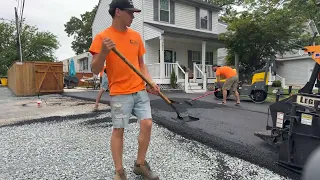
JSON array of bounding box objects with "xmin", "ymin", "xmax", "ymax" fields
[{"xmin": 0, "ymin": 110, "xmax": 291, "ymax": 180}]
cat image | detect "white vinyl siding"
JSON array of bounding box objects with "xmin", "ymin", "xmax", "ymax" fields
[
  {"xmin": 276, "ymin": 58, "xmax": 315, "ymax": 86},
  {"xmin": 175, "ymin": 3, "xmax": 196, "ymax": 30},
  {"xmin": 145, "ymin": 39, "xmax": 160, "ymax": 65},
  {"xmin": 92, "ymin": 0, "xmax": 143, "ymax": 37},
  {"xmin": 144, "ymin": 25, "xmax": 162, "ymax": 41},
  {"xmin": 92, "ymin": 0, "xmax": 113, "ymax": 37}
]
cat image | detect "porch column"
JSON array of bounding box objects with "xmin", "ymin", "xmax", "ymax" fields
[
  {"xmin": 159, "ymin": 35, "xmax": 165, "ymax": 79},
  {"xmin": 201, "ymin": 41, "xmax": 206, "ymax": 73}
]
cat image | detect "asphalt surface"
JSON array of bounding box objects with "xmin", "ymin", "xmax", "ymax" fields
[
  {"xmin": 63, "ymin": 89, "xmax": 300, "ymax": 180},
  {"xmin": 0, "ymin": 87, "xmax": 291, "ymax": 180}
]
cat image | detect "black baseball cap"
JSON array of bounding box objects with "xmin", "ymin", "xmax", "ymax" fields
[{"xmin": 109, "ymin": 0, "xmax": 141, "ymax": 12}]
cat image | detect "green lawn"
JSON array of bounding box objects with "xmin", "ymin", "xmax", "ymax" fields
[{"xmin": 265, "ymin": 87, "xmax": 299, "ymax": 103}]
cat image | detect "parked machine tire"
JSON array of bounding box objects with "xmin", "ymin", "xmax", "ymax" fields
[
  {"xmin": 214, "ymin": 87, "xmax": 231, "ymax": 99},
  {"xmin": 250, "ymin": 90, "xmax": 267, "ymax": 103}
]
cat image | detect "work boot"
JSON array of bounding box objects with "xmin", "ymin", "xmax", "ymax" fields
[
  {"xmin": 133, "ymin": 160, "xmax": 159, "ymax": 180},
  {"xmin": 114, "ymin": 168, "xmax": 127, "ymax": 180}
]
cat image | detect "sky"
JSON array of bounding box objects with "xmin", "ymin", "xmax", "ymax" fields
[{"xmin": 1, "ymin": 0, "xmax": 99, "ymax": 61}]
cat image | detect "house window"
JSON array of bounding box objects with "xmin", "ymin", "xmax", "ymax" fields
[
  {"xmin": 200, "ymin": 9, "xmax": 208, "ymax": 29},
  {"xmin": 206, "ymin": 52, "xmax": 214, "ymax": 65},
  {"xmin": 191, "ymin": 51, "xmax": 201, "ymax": 64},
  {"xmin": 191, "ymin": 51, "xmax": 214, "ymax": 65},
  {"xmin": 159, "ymin": 0, "xmax": 170, "ymax": 22},
  {"xmin": 79, "ymin": 57, "xmax": 88, "ymax": 71}
]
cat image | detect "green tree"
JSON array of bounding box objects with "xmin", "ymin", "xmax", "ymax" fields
[
  {"xmin": 64, "ymin": 5, "xmax": 97, "ymax": 55},
  {"xmin": 217, "ymin": 1, "xmax": 313, "ymax": 81},
  {"xmin": 0, "ymin": 20, "xmax": 60, "ymax": 76}
]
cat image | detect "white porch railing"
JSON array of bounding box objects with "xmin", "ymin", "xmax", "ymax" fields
[
  {"xmin": 147, "ymin": 63, "xmax": 160, "ymax": 78},
  {"xmin": 147, "ymin": 62, "xmax": 190, "ymax": 91},
  {"xmin": 196, "ymin": 64, "xmax": 215, "ymax": 78},
  {"xmin": 165, "ymin": 63, "xmax": 176, "ymax": 78},
  {"xmin": 193, "ymin": 63, "xmax": 207, "ymax": 90},
  {"xmin": 147, "ymin": 62, "xmax": 186, "ymax": 80}
]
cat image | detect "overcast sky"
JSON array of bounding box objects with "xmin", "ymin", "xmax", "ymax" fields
[{"xmin": 1, "ymin": 0, "xmax": 99, "ymax": 61}]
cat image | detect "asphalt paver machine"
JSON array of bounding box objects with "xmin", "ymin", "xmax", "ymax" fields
[{"xmin": 254, "ymin": 32, "xmax": 320, "ymax": 173}]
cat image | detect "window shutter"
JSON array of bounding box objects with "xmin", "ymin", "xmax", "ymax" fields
[
  {"xmin": 209, "ymin": 11, "xmax": 212, "ymax": 31},
  {"xmin": 196, "ymin": 7, "xmax": 200, "ymax": 29},
  {"xmin": 154, "ymin": 0, "xmax": 159, "ymax": 21},
  {"xmin": 170, "ymin": 1, "xmax": 175, "ymax": 24}
]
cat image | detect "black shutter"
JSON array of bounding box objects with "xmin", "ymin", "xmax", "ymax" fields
[
  {"xmin": 188, "ymin": 50, "xmax": 193, "ymax": 69},
  {"xmin": 170, "ymin": 1, "xmax": 175, "ymax": 24},
  {"xmin": 154, "ymin": 0, "xmax": 159, "ymax": 21},
  {"xmin": 209, "ymin": 10, "xmax": 212, "ymax": 31},
  {"xmin": 196, "ymin": 7, "xmax": 200, "ymax": 29}
]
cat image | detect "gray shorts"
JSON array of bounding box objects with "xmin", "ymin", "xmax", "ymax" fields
[
  {"xmin": 101, "ymin": 72, "xmax": 108, "ymax": 90},
  {"xmin": 110, "ymin": 90, "xmax": 152, "ymax": 128},
  {"xmin": 222, "ymin": 75, "xmax": 239, "ymax": 91}
]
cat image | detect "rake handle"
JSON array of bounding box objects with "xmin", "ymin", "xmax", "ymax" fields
[
  {"xmin": 111, "ymin": 48, "xmax": 172, "ymax": 105},
  {"xmin": 191, "ymin": 89, "xmax": 219, "ymax": 101}
]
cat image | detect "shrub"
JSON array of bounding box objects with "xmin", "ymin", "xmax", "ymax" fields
[
  {"xmin": 272, "ymin": 80, "xmax": 282, "ymax": 87},
  {"xmin": 170, "ymin": 70, "xmax": 177, "ymax": 89}
]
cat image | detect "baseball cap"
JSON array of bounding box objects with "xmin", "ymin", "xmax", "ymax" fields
[{"xmin": 109, "ymin": 0, "xmax": 141, "ymax": 12}]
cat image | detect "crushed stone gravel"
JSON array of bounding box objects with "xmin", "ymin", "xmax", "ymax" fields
[{"xmin": 0, "ymin": 111, "xmax": 292, "ymax": 180}]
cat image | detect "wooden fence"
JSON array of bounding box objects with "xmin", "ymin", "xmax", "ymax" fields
[{"xmin": 7, "ymin": 61, "xmax": 64, "ymax": 96}]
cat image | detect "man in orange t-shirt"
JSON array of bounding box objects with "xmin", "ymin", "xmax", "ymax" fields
[
  {"xmin": 213, "ymin": 65, "xmax": 240, "ymax": 105},
  {"xmin": 89, "ymin": 0, "xmax": 160, "ymax": 179},
  {"xmin": 94, "ymin": 66, "xmax": 108, "ymax": 111}
]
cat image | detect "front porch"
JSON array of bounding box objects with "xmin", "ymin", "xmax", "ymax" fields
[{"xmin": 145, "ymin": 35, "xmax": 224, "ymax": 93}]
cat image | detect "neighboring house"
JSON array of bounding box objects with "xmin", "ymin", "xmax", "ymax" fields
[
  {"xmin": 92, "ymin": 0, "xmax": 228, "ymax": 93},
  {"xmin": 61, "ymin": 52, "xmax": 93, "ymax": 73},
  {"xmin": 273, "ymin": 20, "xmax": 320, "ymax": 88}
]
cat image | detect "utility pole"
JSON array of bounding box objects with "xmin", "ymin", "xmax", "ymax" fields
[{"xmin": 14, "ymin": 7, "xmax": 23, "ymax": 62}]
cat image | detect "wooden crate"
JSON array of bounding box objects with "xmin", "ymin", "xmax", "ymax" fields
[{"xmin": 7, "ymin": 61, "xmax": 64, "ymax": 96}]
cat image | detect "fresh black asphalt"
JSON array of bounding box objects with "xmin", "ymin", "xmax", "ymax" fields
[{"xmin": 62, "ymin": 90, "xmax": 300, "ymax": 180}]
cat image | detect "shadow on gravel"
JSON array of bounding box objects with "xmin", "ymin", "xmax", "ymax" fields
[
  {"xmin": 78, "ymin": 113, "xmax": 138, "ymax": 129},
  {"xmin": 0, "ymin": 110, "xmax": 110, "ymax": 128}
]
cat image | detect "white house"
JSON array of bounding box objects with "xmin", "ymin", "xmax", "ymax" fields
[
  {"xmin": 92, "ymin": 0, "xmax": 229, "ymax": 93},
  {"xmin": 60, "ymin": 52, "xmax": 93, "ymax": 73},
  {"xmin": 273, "ymin": 20, "xmax": 320, "ymax": 88}
]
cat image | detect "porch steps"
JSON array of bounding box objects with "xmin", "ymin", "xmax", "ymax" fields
[{"xmin": 180, "ymin": 82, "xmax": 207, "ymax": 93}]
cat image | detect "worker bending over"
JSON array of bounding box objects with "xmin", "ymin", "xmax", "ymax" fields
[{"xmin": 212, "ymin": 65, "xmax": 241, "ymax": 105}]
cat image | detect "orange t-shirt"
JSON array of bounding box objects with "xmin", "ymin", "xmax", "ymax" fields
[
  {"xmin": 89, "ymin": 27, "xmax": 146, "ymax": 96},
  {"xmin": 216, "ymin": 66, "xmax": 237, "ymax": 78}
]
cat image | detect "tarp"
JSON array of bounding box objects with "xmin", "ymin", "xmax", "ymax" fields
[{"xmin": 69, "ymin": 59, "xmax": 76, "ymax": 77}]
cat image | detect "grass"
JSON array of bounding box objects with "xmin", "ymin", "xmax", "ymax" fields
[{"xmin": 266, "ymin": 87, "xmax": 300, "ymax": 103}]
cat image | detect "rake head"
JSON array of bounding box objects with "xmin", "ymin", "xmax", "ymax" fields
[{"xmin": 185, "ymin": 100, "xmax": 193, "ymax": 106}]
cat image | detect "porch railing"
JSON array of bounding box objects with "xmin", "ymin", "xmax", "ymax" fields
[
  {"xmin": 193, "ymin": 63, "xmax": 207, "ymax": 90},
  {"xmin": 147, "ymin": 63, "xmax": 160, "ymax": 78},
  {"xmin": 147, "ymin": 62, "xmax": 190, "ymax": 91},
  {"xmin": 196, "ymin": 64, "xmax": 215, "ymax": 78},
  {"xmin": 165, "ymin": 63, "xmax": 176, "ymax": 78},
  {"xmin": 147, "ymin": 62, "xmax": 186, "ymax": 80}
]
